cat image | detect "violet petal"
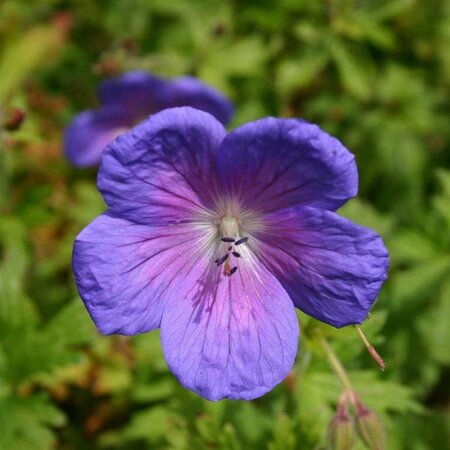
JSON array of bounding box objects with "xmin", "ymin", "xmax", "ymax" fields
[
  {"xmin": 257, "ymin": 206, "xmax": 389, "ymax": 328},
  {"xmin": 98, "ymin": 71, "xmax": 167, "ymax": 117},
  {"xmin": 64, "ymin": 106, "xmax": 133, "ymax": 167},
  {"xmin": 73, "ymin": 212, "xmax": 210, "ymax": 335},
  {"xmin": 216, "ymin": 118, "xmax": 358, "ymax": 212},
  {"xmin": 160, "ymin": 255, "xmax": 299, "ymax": 400},
  {"xmin": 98, "ymin": 107, "xmax": 226, "ymax": 225},
  {"xmin": 162, "ymin": 76, "xmax": 234, "ymax": 125}
]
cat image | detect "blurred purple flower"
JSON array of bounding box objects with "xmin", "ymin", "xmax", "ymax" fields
[
  {"xmin": 64, "ymin": 72, "xmax": 233, "ymax": 167},
  {"xmin": 72, "ymin": 107, "xmax": 389, "ymax": 400}
]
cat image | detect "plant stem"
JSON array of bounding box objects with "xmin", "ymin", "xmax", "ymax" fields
[
  {"xmin": 0, "ymin": 124, "xmax": 7, "ymax": 212},
  {"xmin": 321, "ymin": 337, "xmax": 354, "ymax": 394}
]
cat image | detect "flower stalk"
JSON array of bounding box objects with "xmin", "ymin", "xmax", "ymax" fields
[
  {"xmin": 321, "ymin": 337, "xmax": 387, "ymax": 450},
  {"xmin": 0, "ymin": 107, "xmax": 8, "ymax": 213},
  {"xmin": 321, "ymin": 337, "xmax": 354, "ymax": 394}
]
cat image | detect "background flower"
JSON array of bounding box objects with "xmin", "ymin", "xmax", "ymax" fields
[{"xmin": 64, "ymin": 71, "xmax": 234, "ymax": 167}]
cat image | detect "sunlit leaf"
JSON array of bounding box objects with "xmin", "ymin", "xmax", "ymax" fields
[
  {"xmin": 0, "ymin": 24, "xmax": 65, "ymax": 103},
  {"xmin": 0, "ymin": 393, "xmax": 65, "ymax": 450}
]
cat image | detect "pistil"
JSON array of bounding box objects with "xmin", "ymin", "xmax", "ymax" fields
[{"xmin": 217, "ymin": 215, "xmax": 249, "ymax": 277}]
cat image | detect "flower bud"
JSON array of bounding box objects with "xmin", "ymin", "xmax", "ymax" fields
[
  {"xmin": 2, "ymin": 107, "xmax": 26, "ymax": 131},
  {"xmin": 355, "ymin": 403, "xmax": 386, "ymax": 450},
  {"xmin": 327, "ymin": 403, "xmax": 354, "ymax": 450}
]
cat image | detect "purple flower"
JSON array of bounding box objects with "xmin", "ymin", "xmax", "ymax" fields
[
  {"xmin": 72, "ymin": 107, "xmax": 389, "ymax": 400},
  {"xmin": 64, "ymin": 72, "xmax": 234, "ymax": 167}
]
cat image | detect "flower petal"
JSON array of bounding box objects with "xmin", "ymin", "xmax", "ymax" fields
[
  {"xmin": 64, "ymin": 107, "xmax": 133, "ymax": 167},
  {"xmin": 98, "ymin": 71, "xmax": 167, "ymax": 117},
  {"xmin": 98, "ymin": 107, "xmax": 226, "ymax": 225},
  {"xmin": 216, "ymin": 118, "xmax": 358, "ymax": 212},
  {"xmin": 73, "ymin": 212, "xmax": 211, "ymax": 335},
  {"xmin": 160, "ymin": 254, "xmax": 299, "ymax": 400},
  {"xmin": 255, "ymin": 206, "xmax": 389, "ymax": 328},
  {"xmin": 162, "ymin": 76, "xmax": 234, "ymax": 125},
  {"xmin": 98, "ymin": 72, "xmax": 234, "ymax": 125}
]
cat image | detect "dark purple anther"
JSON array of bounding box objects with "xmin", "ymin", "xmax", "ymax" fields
[
  {"xmin": 229, "ymin": 267, "xmax": 238, "ymax": 275},
  {"xmin": 232, "ymin": 251, "xmax": 241, "ymax": 258},
  {"xmin": 215, "ymin": 254, "xmax": 228, "ymax": 266},
  {"xmin": 221, "ymin": 237, "xmax": 235, "ymax": 243},
  {"xmin": 235, "ymin": 237, "xmax": 249, "ymax": 246}
]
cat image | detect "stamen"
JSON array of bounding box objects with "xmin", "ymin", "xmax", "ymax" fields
[
  {"xmin": 217, "ymin": 216, "xmax": 245, "ymax": 276},
  {"xmin": 215, "ymin": 254, "xmax": 228, "ymax": 266},
  {"xmin": 235, "ymin": 237, "xmax": 249, "ymax": 246},
  {"xmin": 221, "ymin": 237, "xmax": 235, "ymax": 243}
]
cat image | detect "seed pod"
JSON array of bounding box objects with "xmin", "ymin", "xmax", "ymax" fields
[
  {"xmin": 355, "ymin": 403, "xmax": 386, "ymax": 450},
  {"xmin": 327, "ymin": 403, "xmax": 354, "ymax": 450}
]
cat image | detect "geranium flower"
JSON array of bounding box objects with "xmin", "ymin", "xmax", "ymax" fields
[
  {"xmin": 64, "ymin": 71, "xmax": 233, "ymax": 167},
  {"xmin": 73, "ymin": 107, "xmax": 389, "ymax": 400}
]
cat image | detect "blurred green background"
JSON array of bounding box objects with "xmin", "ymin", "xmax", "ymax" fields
[{"xmin": 0, "ymin": 0, "xmax": 449, "ymax": 449}]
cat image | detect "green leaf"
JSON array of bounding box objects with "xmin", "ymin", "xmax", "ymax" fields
[
  {"xmin": 330, "ymin": 39, "xmax": 372, "ymax": 99},
  {"xmin": 122, "ymin": 406, "xmax": 173, "ymax": 443},
  {"xmin": 199, "ymin": 36, "xmax": 267, "ymax": 90},
  {"xmin": 351, "ymin": 371, "xmax": 423, "ymax": 414},
  {"xmin": 1, "ymin": 299, "xmax": 93, "ymax": 384},
  {"xmin": 268, "ymin": 414, "xmax": 297, "ymax": 450},
  {"xmin": 232, "ymin": 402, "xmax": 272, "ymax": 444},
  {"xmin": 0, "ymin": 216, "xmax": 39, "ymax": 334},
  {"xmin": 295, "ymin": 371, "xmax": 339, "ymax": 443},
  {"xmin": 418, "ymin": 279, "xmax": 450, "ymax": 365},
  {"xmin": 0, "ymin": 24, "xmax": 64, "ymax": 103},
  {"xmin": 276, "ymin": 48, "xmax": 328, "ymax": 97},
  {"xmin": 371, "ymin": 0, "xmax": 415, "ymax": 20},
  {"xmin": 389, "ymin": 231, "xmax": 439, "ymax": 265},
  {"xmin": 131, "ymin": 378, "xmax": 175, "ymax": 403},
  {"xmin": 218, "ymin": 423, "xmax": 242, "ymax": 450},
  {"xmin": 433, "ymin": 169, "xmax": 450, "ymax": 229},
  {"xmin": 0, "ymin": 393, "xmax": 65, "ymax": 450},
  {"xmin": 391, "ymin": 256, "xmax": 450, "ymax": 306},
  {"xmin": 195, "ymin": 413, "xmax": 221, "ymax": 443}
]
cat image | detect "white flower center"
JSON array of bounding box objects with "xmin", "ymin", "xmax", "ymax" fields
[
  {"xmin": 212, "ymin": 214, "xmax": 251, "ymax": 277},
  {"xmin": 219, "ymin": 215, "xmax": 240, "ymax": 240}
]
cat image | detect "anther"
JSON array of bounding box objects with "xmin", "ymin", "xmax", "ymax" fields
[
  {"xmin": 215, "ymin": 254, "xmax": 228, "ymax": 266},
  {"xmin": 235, "ymin": 237, "xmax": 249, "ymax": 246},
  {"xmin": 221, "ymin": 237, "xmax": 235, "ymax": 243},
  {"xmin": 232, "ymin": 251, "xmax": 241, "ymax": 258},
  {"xmin": 229, "ymin": 267, "xmax": 238, "ymax": 275}
]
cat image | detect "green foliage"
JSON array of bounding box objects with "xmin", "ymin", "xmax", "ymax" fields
[
  {"xmin": 0, "ymin": 393, "xmax": 65, "ymax": 450},
  {"xmin": 1, "ymin": 0, "xmax": 449, "ymax": 449}
]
